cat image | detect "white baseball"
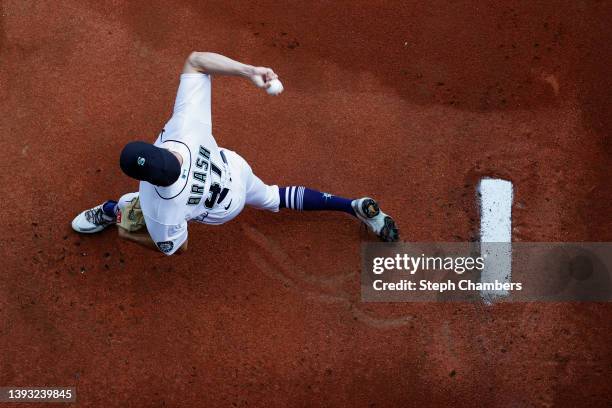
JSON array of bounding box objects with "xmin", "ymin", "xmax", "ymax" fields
[{"xmin": 266, "ymin": 79, "xmax": 284, "ymax": 95}]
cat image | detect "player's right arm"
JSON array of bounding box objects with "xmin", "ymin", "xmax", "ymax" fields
[{"xmin": 183, "ymin": 51, "xmax": 278, "ymax": 89}]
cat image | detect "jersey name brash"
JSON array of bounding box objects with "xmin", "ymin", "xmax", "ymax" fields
[{"xmin": 187, "ymin": 146, "xmax": 211, "ymax": 206}]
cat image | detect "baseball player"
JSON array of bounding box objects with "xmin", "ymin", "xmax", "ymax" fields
[{"xmin": 71, "ymin": 52, "xmax": 399, "ymax": 255}]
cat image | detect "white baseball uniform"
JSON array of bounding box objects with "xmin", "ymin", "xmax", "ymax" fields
[{"xmin": 118, "ymin": 73, "xmax": 279, "ymax": 255}]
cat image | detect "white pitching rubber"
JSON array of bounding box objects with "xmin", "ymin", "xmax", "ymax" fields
[{"xmin": 478, "ymin": 178, "xmax": 513, "ymax": 304}]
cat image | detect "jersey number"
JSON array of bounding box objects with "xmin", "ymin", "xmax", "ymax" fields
[{"xmin": 205, "ymin": 183, "xmax": 230, "ymax": 209}]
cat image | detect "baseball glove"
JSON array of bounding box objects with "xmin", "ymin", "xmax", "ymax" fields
[{"xmin": 117, "ymin": 196, "xmax": 146, "ymax": 232}]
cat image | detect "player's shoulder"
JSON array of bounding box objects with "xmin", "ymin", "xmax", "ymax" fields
[
  {"xmin": 157, "ymin": 117, "xmax": 211, "ymax": 152},
  {"xmin": 138, "ymin": 181, "xmax": 190, "ymax": 226}
]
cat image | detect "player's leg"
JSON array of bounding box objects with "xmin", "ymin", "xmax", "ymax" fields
[
  {"xmin": 243, "ymin": 169, "xmax": 281, "ymax": 212},
  {"xmin": 279, "ymin": 186, "xmax": 355, "ymax": 215},
  {"xmin": 240, "ymin": 158, "xmax": 399, "ymax": 241},
  {"xmin": 71, "ymin": 192, "xmax": 137, "ymax": 234},
  {"xmin": 237, "ymin": 152, "xmax": 356, "ymax": 216},
  {"xmin": 279, "ymin": 186, "xmax": 399, "ymax": 242}
]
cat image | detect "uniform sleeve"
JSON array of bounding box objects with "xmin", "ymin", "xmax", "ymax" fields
[
  {"xmin": 172, "ymin": 73, "xmax": 212, "ymax": 125},
  {"xmin": 144, "ymin": 216, "xmax": 188, "ymax": 256}
]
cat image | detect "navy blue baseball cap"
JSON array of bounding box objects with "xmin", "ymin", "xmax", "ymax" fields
[{"xmin": 119, "ymin": 141, "xmax": 181, "ymax": 187}]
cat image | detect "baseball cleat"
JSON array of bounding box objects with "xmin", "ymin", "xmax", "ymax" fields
[
  {"xmin": 352, "ymin": 197, "xmax": 400, "ymax": 242},
  {"xmin": 71, "ymin": 202, "xmax": 116, "ymax": 234}
]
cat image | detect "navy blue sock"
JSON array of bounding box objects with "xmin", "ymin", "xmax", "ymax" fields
[
  {"xmin": 279, "ymin": 186, "xmax": 356, "ymax": 216},
  {"xmin": 102, "ymin": 200, "xmax": 117, "ymax": 218}
]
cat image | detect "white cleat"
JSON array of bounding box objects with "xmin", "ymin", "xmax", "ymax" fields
[
  {"xmin": 71, "ymin": 203, "xmax": 115, "ymax": 234},
  {"xmin": 351, "ymin": 197, "xmax": 400, "ymax": 242}
]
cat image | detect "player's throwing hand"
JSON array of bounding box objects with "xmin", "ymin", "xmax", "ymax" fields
[{"xmin": 248, "ymin": 66, "xmax": 278, "ymax": 89}]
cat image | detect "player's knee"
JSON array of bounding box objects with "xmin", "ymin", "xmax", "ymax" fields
[{"xmin": 117, "ymin": 192, "xmax": 139, "ymax": 211}]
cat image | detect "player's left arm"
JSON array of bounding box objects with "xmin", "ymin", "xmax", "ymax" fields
[
  {"xmin": 118, "ymin": 228, "xmax": 188, "ymax": 254},
  {"xmin": 183, "ymin": 51, "xmax": 278, "ymax": 89}
]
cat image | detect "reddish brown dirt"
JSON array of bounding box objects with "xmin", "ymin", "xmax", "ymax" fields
[{"xmin": 1, "ymin": 1, "xmax": 611, "ymax": 407}]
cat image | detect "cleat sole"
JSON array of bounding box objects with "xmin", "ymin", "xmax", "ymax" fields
[{"xmin": 380, "ymin": 216, "xmax": 400, "ymax": 242}]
